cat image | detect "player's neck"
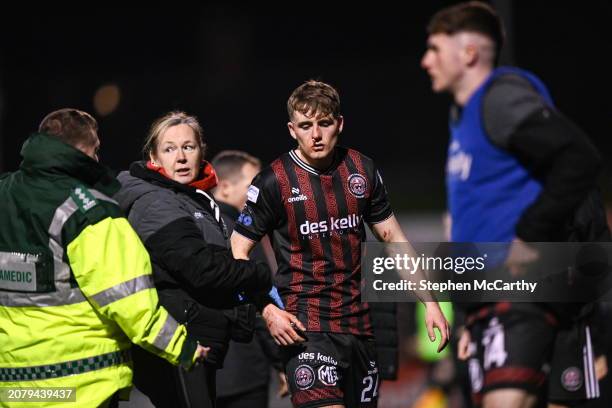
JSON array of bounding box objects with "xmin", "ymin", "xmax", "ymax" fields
[
  {"xmin": 294, "ymin": 148, "xmax": 335, "ymax": 172},
  {"xmin": 453, "ymin": 66, "xmax": 492, "ymax": 106}
]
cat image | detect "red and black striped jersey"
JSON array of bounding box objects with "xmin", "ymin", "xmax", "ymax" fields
[{"xmin": 234, "ymin": 147, "xmax": 393, "ymax": 337}]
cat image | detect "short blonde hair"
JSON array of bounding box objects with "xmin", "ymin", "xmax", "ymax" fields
[
  {"xmin": 143, "ymin": 111, "xmax": 205, "ymax": 159},
  {"xmin": 287, "ymin": 80, "xmax": 341, "ymax": 121}
]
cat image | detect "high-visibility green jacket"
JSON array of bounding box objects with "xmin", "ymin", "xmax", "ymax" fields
[{"xmin": 0, "ymin": 134, "xmax": 198, "ymax": 407}]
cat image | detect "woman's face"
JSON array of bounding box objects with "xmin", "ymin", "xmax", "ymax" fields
[{"xmin": 151, "ymin": 124, "xmax": 202, "ymax": 184}]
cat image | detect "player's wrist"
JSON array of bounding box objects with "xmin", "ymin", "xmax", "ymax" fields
[
  {"xmin": 423, "ymin": 301, "xmax": 440, "ymax": 310},
  {"xmin": 262, "ymin": 303, "xmax": 278, "ymax": 319}
]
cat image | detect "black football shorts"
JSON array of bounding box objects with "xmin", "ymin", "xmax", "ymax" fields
[
  {"xmin": 548, "ymin": 324, "xmax": 600, "ymax": 404},
  {"xmin": 283, "ymin": 332, "xmax": 379, "ymax": 408},
  {"xmin": 466, "ymin": 305, "xmax": 556, "ymax": 406}
]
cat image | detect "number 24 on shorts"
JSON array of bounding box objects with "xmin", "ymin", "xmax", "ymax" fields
[{"xmin": 361, "ymin": 374, "xmax": 379, "ymax": 403}]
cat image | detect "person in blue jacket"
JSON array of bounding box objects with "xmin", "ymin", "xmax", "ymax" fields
[{"xmin": 421, "ymin": 2, "xmax": 607, "ymax": 408}]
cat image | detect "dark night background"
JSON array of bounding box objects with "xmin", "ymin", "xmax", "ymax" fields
[{"xmin": 1, "ymin": 1, "xmax": 611, "ymax": 212}]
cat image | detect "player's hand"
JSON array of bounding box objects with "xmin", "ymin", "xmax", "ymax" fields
[
  {"xmin": 277, "ymin": 371, "xmax": 290, "ymax": 398},
  {"xmin": 262, "ymin": 304, "xmax": 306, "ymax": 346},
  {"xmin": 424, "ymin": 301, "xmax": 450, "ymax": 352},
  {"xmin": 195, "ymin": 344, "xmax": 210, "ymax": 363},
  {"xmin": 595, "ymin": 355, "xmax": 608, "ymax": 380},
  {"xmin": 457, "ymin": 327, "xmax": 471, "ymax": 360},
  {"xmin": 505, "ymin": 238, "xmax": 539, "ymax": 277}
]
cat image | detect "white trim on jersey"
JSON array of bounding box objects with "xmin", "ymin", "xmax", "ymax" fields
[{"xmin": 289, "ymin": 150, "xmax": 321, "ymax": 175}]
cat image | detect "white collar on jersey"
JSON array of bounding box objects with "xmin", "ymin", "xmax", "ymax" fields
[{"xmin": 289, "ymin": 149, "xmax": 340, "ymax": 176}]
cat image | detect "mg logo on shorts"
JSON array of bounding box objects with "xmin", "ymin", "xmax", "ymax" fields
[
  {"xmin": 317, "ymin": 365, "xmax": 338, "ymax": 386},
  {"xmin": 295, "ymin": 365, "xmax": 315, "ymax": 390}
]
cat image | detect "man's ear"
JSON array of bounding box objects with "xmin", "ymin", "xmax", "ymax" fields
[
  {"xmin": 287, "ymin": 121, "xmax": 298, "ymax": 140},
  {"xmin": 217, "ymin": 179, "xmax": 232, "ymax": 199},
  {"xmin": 337, "ymin": 115, "xmax": 344, "ymax": 134},
  {"xmin": 463, "ymin": 43, "xmax": 479, "ymax": 67}
]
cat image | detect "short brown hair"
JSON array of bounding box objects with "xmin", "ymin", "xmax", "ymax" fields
[
  {"xmin": 38, "ymin": 108, "xmax": 98, "ymax": 148},
  {"xmin": 287, "ymin": 80, "xmax": 341, "ymax": 120},
  {"xmin": 143, "ymin": 111, "xmax": 205, "ymax": 159},
  {"xmin": 427, "ymin": 1, "xmax": 504, "ymax": 62},
  {"xmin": 212, "ymin": 150, "xmax": 261, "ymax": 182}
]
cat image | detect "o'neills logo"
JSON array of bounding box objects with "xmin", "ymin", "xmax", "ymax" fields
[
  {"xmin": 288, "ymin": 194, "xmax": 308, "ymax": 203},
  {"xmin": 288, "ymin": 187, "xmax": 308, "ymax": 203},
  {"xmin": 299, "ymin": 214, "xmax": 362, "ymax": 236}
]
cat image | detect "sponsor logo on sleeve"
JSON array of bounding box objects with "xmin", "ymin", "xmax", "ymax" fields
[
  {"xmin": 247, "ymin": 185, "xmax": 260, "ymax": 203},
  {"xmin": 238, "ymin": 213, "xmax": 253, "ymax": 226}
]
